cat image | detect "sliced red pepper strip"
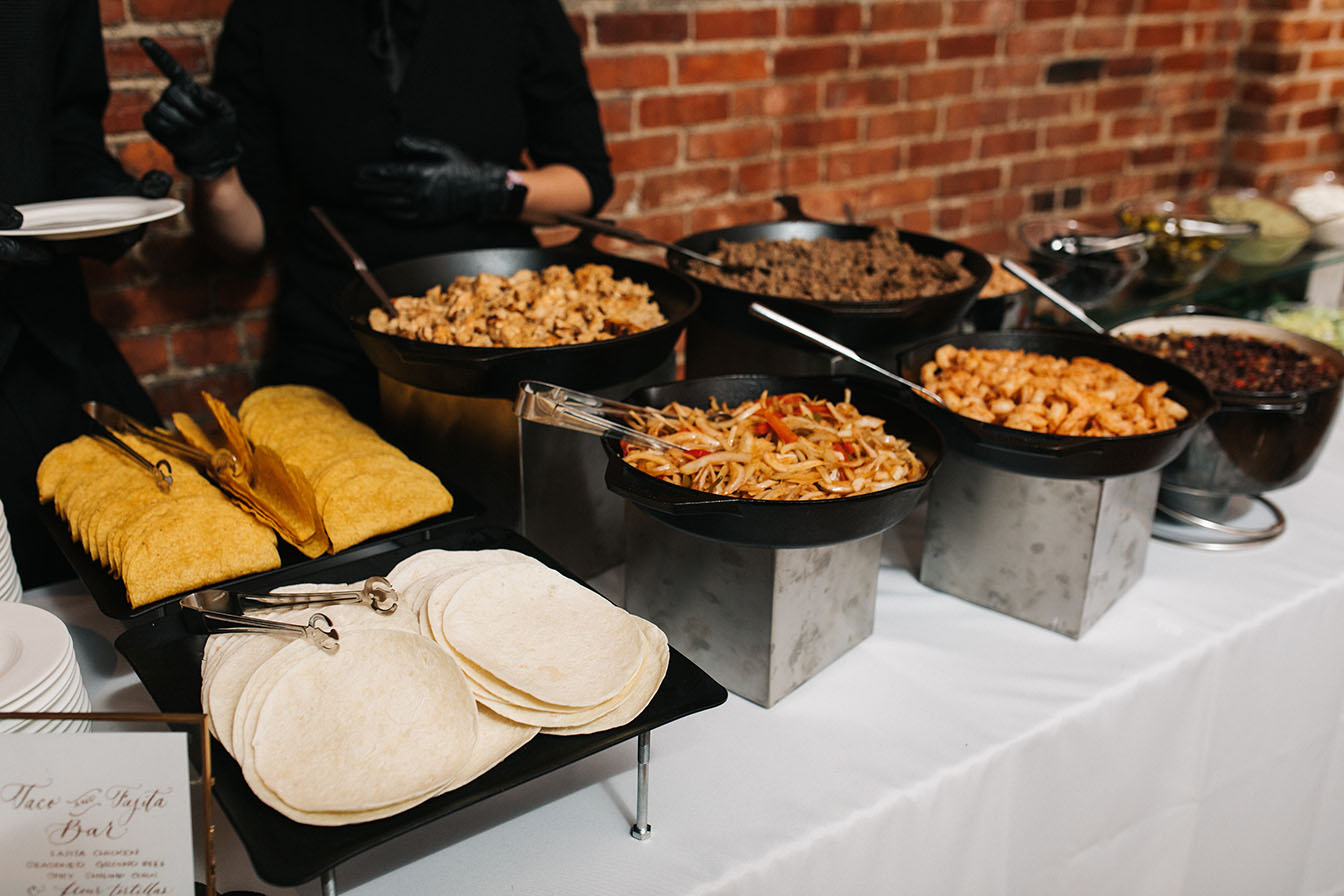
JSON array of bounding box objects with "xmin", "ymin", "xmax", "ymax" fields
[
  {"xmin": 683, "ymin": 448, "xmax": 711, "ymax": 459},
  {"xmin": 758, "ymin": 407, "xmax": 798, "ymax": 443}
]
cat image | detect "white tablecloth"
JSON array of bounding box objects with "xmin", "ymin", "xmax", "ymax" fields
[{"xmin": 26, "ymin": 422, "xmax": 1344, "ymax": 896}]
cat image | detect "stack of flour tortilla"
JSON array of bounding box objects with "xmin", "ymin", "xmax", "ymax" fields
[{"xmin": 201, "ymin": 549, "xmax": 667, "ymax": 825}]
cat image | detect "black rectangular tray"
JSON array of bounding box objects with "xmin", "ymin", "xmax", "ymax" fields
[
  {"xmin": 114, "ymin": 524, "xmax": 728, "ymax": 887},
  {"xmin": 39, "ymin": 478, "xmax": 484, "ymax": 621}
]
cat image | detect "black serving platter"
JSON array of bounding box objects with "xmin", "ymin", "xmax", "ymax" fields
[
  {"xmin": 114, "ymin": 524, "xmax": 728, "ymax": 888},
  {"xmin": 39, "ymin": 480, "xmax": 484, "ymax": 621}
]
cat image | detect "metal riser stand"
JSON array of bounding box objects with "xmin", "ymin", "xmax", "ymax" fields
[
  {"xmin": 920, "ymin": 451, "xmax": 1161, "ymax": 639},
  {"xmin": 622, "ymin": 506, "xmax": 883, "ymax": 707}
]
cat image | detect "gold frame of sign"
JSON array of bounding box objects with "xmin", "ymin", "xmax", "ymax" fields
[{"xmin": 0, "ymin": 711, "xmax": 216, "ymax": 896}]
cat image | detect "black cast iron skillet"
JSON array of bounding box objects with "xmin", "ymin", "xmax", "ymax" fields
[
  {"xmin": 602, "ymin": 374, "xmax": 945, "ymax": 547},
  {"xmin": 896, "ymin": 329, "xmax": 1217, "ymax": 479},
  {"xmin": 336, "ymin": 237, "xmax": 700, "ymax": 399},
  {"xmin": 667, "ymin": 195, "xmax": 993, "ymax": 349}
]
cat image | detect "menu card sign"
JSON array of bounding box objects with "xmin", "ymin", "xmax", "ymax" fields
[{"xmin": 0, "ymin": 731, "xmax": 195, "ymax": 896}]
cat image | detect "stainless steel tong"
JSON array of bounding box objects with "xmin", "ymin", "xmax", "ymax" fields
[
  {"xmin": 82, "ymin": 401, "xmax": 240, "ymax": 491},
  {"xmin": 1045, "ymin": 232, "xmax": 1149, "ymax": 256},
  {"xmin": 219, "ymin": 576, "xmax": 399, "ymax": 614},
  {"xmin": 1047, "ymin": 218, "xmax": 1256, "ymax": 256},
  {"xmin": 514, "ymin": 381, "xmax": 685, "ymax": 451},
  {"xmin": 179, "ymin": 576, "xmax": 400, "ymax": 653}
]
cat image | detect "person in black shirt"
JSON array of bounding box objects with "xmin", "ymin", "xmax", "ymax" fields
[
  {"xmin": 142, "ymin": 0, "xmax": 614, "ymax": 424},
  {"xmin": 1, "ymin": 0, "xmax": 170, "ymax": 587}
]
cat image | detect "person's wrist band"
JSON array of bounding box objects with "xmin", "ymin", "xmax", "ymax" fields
[{"xmin": 502, "ymin": 170, "xmax": 529, "ymax": 218}]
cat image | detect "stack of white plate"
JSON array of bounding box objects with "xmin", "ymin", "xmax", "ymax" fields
[
  {"xmin": 0, "ymin": 602, "xmax": 90, "ymax": 733},
  {"xmin": 0, "ymin": 498, "xmax": 21, "ymax": 602}
]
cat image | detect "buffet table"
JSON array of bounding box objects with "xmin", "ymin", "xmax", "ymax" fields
[{"xmin": 25, "ymin": 420, "xmax": 1344, "ymax": 896}]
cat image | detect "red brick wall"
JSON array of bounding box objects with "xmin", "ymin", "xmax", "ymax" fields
[{"xmin": 95, "ymin": 0, "xmax": 1344, "ymax": 417}]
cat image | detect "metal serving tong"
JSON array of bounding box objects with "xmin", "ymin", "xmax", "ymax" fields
[
  {"xmin": 83, "ymin": 401, "xmax": 241, "ymax": 492},
  {"xmin": 179, "ymin": 576, "xmax": 400, "ymax": 654},
  {"xmin": 1047, "ymin": 218, "xmax": 1256, "ymax": 256},
  {"xmin": 515, "ymin": 381, "xmax": 686, "ymax": 451},
  {"xmin": 1046, "ymin": 232, "xmax": 1149, "ymax": 256}
]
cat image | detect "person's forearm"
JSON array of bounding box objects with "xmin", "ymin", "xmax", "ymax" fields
[
  {"xmin": 191, "ymin": 168, "xmax": 266, "ymax": 259},
  {"xmin": 515, "ymin": 164, "xmax": 595, "ymax": 222}
]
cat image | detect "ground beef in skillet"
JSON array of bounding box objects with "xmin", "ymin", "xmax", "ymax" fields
[
  {"xmin": 688, "ymin": 229, "xmax": 975, "ymax": 302},
  {"xmin": 1121, "ymin": 332, "xmax": 1339, "ymax": 393}
]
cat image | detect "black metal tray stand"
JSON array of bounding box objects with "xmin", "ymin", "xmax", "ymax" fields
[{"xmin": 114, "ymin": 525, "xmax": 727, "ymax": 891}]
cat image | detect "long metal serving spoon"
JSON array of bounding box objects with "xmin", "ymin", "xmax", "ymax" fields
[
  {"xmin": 552, "ymin": 211, "xmax": 769, "ymax": 274},
  {"xmin": 746, "ymin": 302, "xmax": 946, "ymax": 405},
  {"xmin": 1000, "ymin": 258, "xmax": 1108, "ymax": 335},
  {"xmin": 310, "ymin": 205, "xmax": 399, "ymax": 317}
]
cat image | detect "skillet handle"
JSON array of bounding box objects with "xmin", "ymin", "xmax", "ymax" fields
[
  {"xmin": 604, "ymin": 456, "xmax": 743, "ymax": 516},
  {"xmin": 997, "ymin": 431, "xmax": 1112, "ymax": 457},
  {"xmin": 1217, "ymin": 395, "xmax": 1310, "ymax": 415},
  {"xmin": 774, "ymin": 194, "xmax": 815, "ymax": 222},
  {"xmin": 951, "ymin": 415, "xmax": 1114, "ymax": 457}
]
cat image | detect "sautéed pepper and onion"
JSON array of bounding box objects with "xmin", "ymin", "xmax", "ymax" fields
[{"xmin": 620, "ymin": 391, "xmax": 926, "ymax": 501}]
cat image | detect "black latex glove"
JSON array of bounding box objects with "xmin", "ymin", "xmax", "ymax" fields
[
  {"xmin": 0, "ymin": 201, "xmax": 55, "ymax": 267},
  {"xmin": 353, "ymin": 136, "xmax": 517, "ymax": 224},
  {"xmin": 63, "ymin": 170, "xmax": 175, "ymax": 264},
  {"xmin": 140, "ymin": 37, "xmax": 242, "ymax": 180}
]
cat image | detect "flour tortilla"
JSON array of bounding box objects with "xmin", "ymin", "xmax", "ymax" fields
[
  {"xmin": 439, "ymin": 565, "xmax": 644, "ymax": 707},
  {"xmin": 248, "ymin": 629, "xmax": 478, "ymax": 813},
  {"xmin": 203, "ymin": 635, "xmax": 288, "ymax": 753},
  {"xmin": 466, "ymin": 625, "xmax": 650, "ymax": 728},
  {"xmin": 229, "ymin": 703, "xmax": 538, "ymax": 827},
  {"xmin": 545, "ymin": 618, "xmax": 670, "ymax": 736},
  {"xmin": 232, "ymin": 641, "xmax": 311, "ymax": 784},
  {"xmin": 419, "ymin": 561, "xmax": 537, "ymax": 644},
  {"xmin": 386, "ymin": 548, "xmax": 540, "ymax": 593},
  {"xmin": 438, "ymin": 705, "xmax": 539, "ymax": 791}
]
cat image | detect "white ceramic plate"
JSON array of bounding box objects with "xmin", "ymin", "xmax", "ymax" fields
[
  {"xmin": 0, "ymin": 196, "xmax": 184, "ymax": 240},
  {"xmin": 0, "ymin": 603, "xmax": 74, "ymax": 708},
  {"xmin": 0, "ymin": 644, "xmax": 75, "ymax": 714}
]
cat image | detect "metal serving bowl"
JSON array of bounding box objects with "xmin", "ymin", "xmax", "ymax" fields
[{"xmin": 1110, "ymin": 315, "xmax": 1344, "ymax": 496}]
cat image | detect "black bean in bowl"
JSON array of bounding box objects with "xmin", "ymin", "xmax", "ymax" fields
[{"xmin": 1119, "ymin": 331, "xmax": 1340, "ymax": 394}]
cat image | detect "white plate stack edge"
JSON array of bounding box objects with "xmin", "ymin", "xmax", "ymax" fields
[
  {"xmin": 0, "ymin": 602, "xmax": 91, "ymax": 733},
  {"xmin": 0, "ymin": 498, "xmax": 21, "ymax": 602}
]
